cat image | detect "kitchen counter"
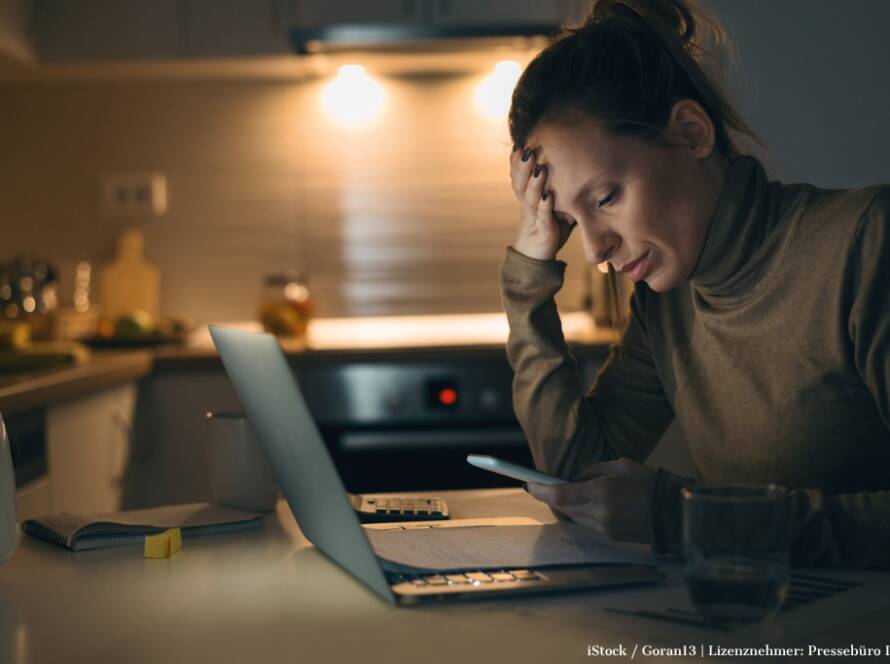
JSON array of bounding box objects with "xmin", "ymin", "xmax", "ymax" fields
[
  {"xmin": 0, "ymin": 313, "xmax": 617, "ymax": 413},
  {"xmin": 0, "ymin": 350, "xmax": 153, "ymax": 417},
  {"xmin": 154, "ymin": 312, "xmax": 618, "ymax": 371},
  {"xmin": 3, "ymin": 489, "xmax": 889, "ymax": 664}
]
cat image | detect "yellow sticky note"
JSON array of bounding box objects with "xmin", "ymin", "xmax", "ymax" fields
[
  {"xmin": 168, "ymin": 527, "xmax": 182, "ymax": 554},
  {"xmin": 144, "ymin": 528, "xmax": 183, "ymax": 558}
]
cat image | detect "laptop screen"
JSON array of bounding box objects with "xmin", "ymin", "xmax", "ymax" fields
[{"xmin": 209, "ymin": 325, "xmax": 394, "ymax": 603}]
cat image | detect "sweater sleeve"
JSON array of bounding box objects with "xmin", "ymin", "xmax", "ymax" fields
[
  {"xmin": 499, "ymin": 246, "xmax": 675, "ymax": 481},
  {"xmin": 646, "ymin": 472, "xmax": 890, "ymax": 568}
]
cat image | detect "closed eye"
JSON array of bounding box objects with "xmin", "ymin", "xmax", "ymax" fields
[{"xmin": 597, "ymin": 188, "xmax": 618, "ymax": 209}]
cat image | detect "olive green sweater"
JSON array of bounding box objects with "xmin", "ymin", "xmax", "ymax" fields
[{"xmin": 500, "ymin": 155, "xmax": 890, "ymax": 568}]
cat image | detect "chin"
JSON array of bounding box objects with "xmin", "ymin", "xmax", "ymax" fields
[{"xmin": 643, "ymin": 269, "xmax": 682, "ymax": 293}]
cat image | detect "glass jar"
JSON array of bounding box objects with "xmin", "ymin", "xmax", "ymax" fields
[
  {"xmin": 258, "ymin": 272, "xmax": 315, "ymax": 337},
  {"xmin": 0, "ymin": 256, "xmax": 59, "ymax": 340}
]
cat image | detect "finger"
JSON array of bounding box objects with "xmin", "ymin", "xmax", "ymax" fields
[
  {"xmin": 525, "ymin": 481, "xmax": 564, "ymax": 506},
  {"xmin": 544, "ymin": 501, "xmax": 613, "ymax": 540},
  {"xmin": 523, "ymin": 161, "xmax": 546, "ymax": 208},
  {"xmin": 526, "ymin": 479, "xmax": 601, "ymax": 508},
  {"xmin": 536, "ymin": 183, "xmax": 563, "ymax": 240},
  {"xmin": 554, "ymin": 503, "xmax": 608, "ymax": 532},
  {"xmin": 511, "ymin": 147, "xmax": 537, "ymax": 198},
  {"xmin": 539, "ymin": 184, "xmax": 563, "ymax": 230},
  {"xmin": 509, "ymin": 145, "xmax": 521, "ymax": 173}
]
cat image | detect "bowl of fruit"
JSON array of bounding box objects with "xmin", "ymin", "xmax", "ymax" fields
[{"xmin": 87, "ymin": 310, "xmax": 192, "ymax": 348}]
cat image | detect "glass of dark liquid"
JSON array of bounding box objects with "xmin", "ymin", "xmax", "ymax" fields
[{"xmin": 682, "ymin": 484, "xmax": 790, "ymax": 628}]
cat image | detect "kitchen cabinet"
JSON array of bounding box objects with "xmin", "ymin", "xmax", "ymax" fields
[
  {"xmin": 291, "ymin": 0, "xmax": 426, "ymax": 28},
  {"xmin": 30, "ymin": 0, "xmax": 590, "ymax": 63},
  {"xmin": 34, "ymin": 0, "xmax": 183, "ymax": 62},
  {"xmin": 34, "ymin": 0, "xmax": 288, "ymax": 62},
  {"xmin": 15, "ymin": 477, "xmax": 51, "ymax": 521},
  {"xmin": 429, "ymin": 0, "xmax": 586, "ymax": 26},
  {"xmin": 181, "ymin": 0, "xmax": 290, "ymax": 57},
  {"xmin": 46, "ymin": 383, "xmax": 136, "ymax": 515},
  {"xmin": 123, "ymin": 369, "xmax": 240, "ymax": 508},
  {"xmin": 290, "ymin": 0, "xmax": 589, "ymax": 29},
  {"xmin": 4, "ymin": 408, "xmax": 50, "ymax": 521}
]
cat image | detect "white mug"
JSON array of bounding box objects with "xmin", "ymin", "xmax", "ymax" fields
[
  {"xmin": 0, "ymin": 414, "xmax": 19, "ymax": 563},
  {"xmin": 205, "ymin": 411, "xmax": 279, "ymax": 513}
]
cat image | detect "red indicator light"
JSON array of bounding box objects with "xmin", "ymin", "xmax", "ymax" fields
[{"xmin": 437, "ymin": 387, "xmax": 458, "ymax": 406}]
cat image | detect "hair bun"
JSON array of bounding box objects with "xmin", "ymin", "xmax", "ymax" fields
[
  {"xmin": 587, "ymin": 0, "xmax": 697, "ymax": 52},
  {"xmin": 588, "ymin": 0, "xmax": 731, "ymax": 64}
]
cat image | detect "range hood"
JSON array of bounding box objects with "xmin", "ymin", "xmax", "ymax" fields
[{"xmin": 289, "ymin": 23, "xmax": 562, "ymax": 55}]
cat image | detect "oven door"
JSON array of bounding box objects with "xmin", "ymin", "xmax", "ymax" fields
[
  {"xmin": 299, "ymin": 360, "xmax": 536, "ymax": 492},
  {"xmin": 322, "ymin": 422, "xmax": 534, "ymax": 492}
]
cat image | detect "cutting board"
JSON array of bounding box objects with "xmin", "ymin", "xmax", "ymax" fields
[{"xmin": 100, "ymin": 228, "xmax": 160, "ymax": 321}]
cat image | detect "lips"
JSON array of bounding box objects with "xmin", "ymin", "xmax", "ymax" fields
[{"xmin": 617, "ymin": 251, "xmax": 652, "ymax": 282}]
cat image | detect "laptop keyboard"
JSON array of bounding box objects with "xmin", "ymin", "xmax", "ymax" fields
[{"xmin": 388, "ymin": 569, "xmax": 545, "ymax": 587}]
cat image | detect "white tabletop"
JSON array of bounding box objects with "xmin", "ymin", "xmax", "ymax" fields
[{"xmin": 2, "ymin": 489, "xmax": 889, "ymax": 664}]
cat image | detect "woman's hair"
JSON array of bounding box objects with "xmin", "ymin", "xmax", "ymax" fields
[
  {"xmin": 509, "ymin": 0, "xmax": 763, "ymax": 158},
  {"xmin": 509, "ymin": 0, "xmax": 765, "ymax": 335}
]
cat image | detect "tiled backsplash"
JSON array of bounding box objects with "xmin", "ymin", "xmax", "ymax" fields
[{"xmin": 0, "ymin": 72, "xmax": 590, "ymax": 323}]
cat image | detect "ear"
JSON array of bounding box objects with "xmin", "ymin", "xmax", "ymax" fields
[{"xmin": 666, "ymin": 99, "xmax": 717, "ymax": 160}]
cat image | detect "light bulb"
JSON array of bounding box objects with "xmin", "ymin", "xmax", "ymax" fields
[
  {"xmin": 321, "ymin": 64, "xmax": 386, "ymax": 128},
  {"xmin": 474, "ymin": 60, "xmax": 522, "ymax": 120}
]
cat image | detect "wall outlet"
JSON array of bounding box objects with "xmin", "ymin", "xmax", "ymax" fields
[{"xmin": 101, "ymin": 173, "xmax": 168, "ymax": 217}]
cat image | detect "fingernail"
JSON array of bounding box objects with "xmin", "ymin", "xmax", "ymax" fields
[
  {"xmin": 521, "ymin": 147, "xmax": 532, "ymax": 162},
  {"xmin": 542, "ymin": 191, "xmax": 548, "ymax": 201},
  {"xmin": 522, "ymin": 482, "xmax": 529, "ymax": 492},
  {"xmin": 533, "ymin": 164, "xmax": 541, "ymax": 177}
]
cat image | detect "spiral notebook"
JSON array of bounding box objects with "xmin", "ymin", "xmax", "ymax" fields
[{"xmin": 21, "ymin": 502, "xmax": 264, "ymax": 551}]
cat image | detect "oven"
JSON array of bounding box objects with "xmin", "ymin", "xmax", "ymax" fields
[{"xmin": 296, "ymin": 359, "xmax": 538, "ymax": 492}]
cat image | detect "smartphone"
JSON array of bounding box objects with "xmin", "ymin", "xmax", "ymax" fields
[{"xmin": 466, "ymin": 454, "xmax": 569, "ymax": 485}]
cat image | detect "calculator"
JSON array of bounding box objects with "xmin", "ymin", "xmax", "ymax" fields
[{"xmin": 350, "ymin": 493, "xmax": 450, "ymax": 523}]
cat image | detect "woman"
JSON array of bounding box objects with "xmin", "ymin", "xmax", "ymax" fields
[{"xmin": 502, "ymin": 0, "xmax": 890, "ymax": 568}]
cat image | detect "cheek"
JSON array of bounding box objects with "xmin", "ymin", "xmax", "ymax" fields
[{"xmin": 642, "ymin": 195, "xmax": 697, "ymax": 259}]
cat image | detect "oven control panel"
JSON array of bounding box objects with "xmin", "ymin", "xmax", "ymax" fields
[{"xmin": 296, "ymin": 361, "xmax": 517, "ymax": 425}]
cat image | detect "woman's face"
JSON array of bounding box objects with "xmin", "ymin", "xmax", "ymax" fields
[{"xmin": 527, "ymin": 109, "xmax": 727, "ymax": 292}]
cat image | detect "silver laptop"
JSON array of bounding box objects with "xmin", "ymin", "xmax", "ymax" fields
[{"xmin": 209, "ymin": 325, "xmax": 663, "ymax": 605}]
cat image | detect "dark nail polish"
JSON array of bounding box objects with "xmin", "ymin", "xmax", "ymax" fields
[
  {"xmin": 542, "ymin": 191, "xmax": 548, "ymax": 201},
  {"xmin": 533, "ymin": 164, "xmax": 541, "ymax": 177},
  {"xmin": 521, "ymin": 147, "xmax": 532, "ymax": 162}
]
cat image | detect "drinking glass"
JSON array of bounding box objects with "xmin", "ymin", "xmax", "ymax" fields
[{"xmin": 682, "ymin": 484, "xmax": 790, "ymax": 627}]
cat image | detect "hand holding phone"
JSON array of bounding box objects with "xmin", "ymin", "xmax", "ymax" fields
[{"xmin": 466, "ymin": 454, "xmax": 569, "ymax": 485}]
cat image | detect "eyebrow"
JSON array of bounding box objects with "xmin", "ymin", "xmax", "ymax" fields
[{"xmin": 553, "ymin": 173, "xmax": 610, "ymax": 215}]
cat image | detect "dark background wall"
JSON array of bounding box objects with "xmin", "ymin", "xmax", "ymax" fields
[{"xmin": 705, "ymin": 0, "xmax": 890, "ymax": 188}]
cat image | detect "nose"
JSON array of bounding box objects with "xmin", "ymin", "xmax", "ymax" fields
[{"xmin": 577, "ymin": 224, "xmax": 620, "ymax": 266}]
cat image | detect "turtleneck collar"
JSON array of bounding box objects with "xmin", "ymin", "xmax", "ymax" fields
[{"xmin": 687, "ymin": 154, "xmax": 779, "ymax": 297}]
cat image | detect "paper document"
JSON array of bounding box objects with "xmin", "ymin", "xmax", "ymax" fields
[
  {"xmin": 366, "ymin": 522, "xmax": 656, "ymax": 573},
  {"xmin": 362, "ymin": 516, "xmax": 541, "ymax": 531}
]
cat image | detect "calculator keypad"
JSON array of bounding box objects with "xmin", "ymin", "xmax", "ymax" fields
[{"xmin": 358, "ymin": 496, "xmax": 450, "ymax": 522}]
